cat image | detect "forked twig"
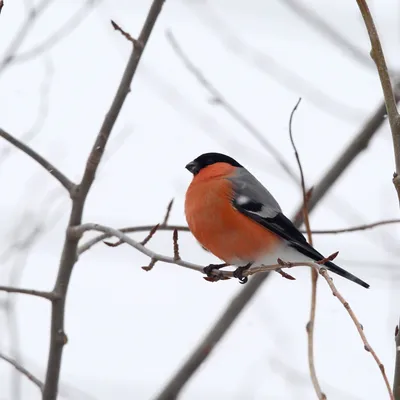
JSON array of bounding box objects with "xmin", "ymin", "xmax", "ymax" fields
[{"xmin": 288, "ymin": 98, "xmax": 325, "ymax": 399}]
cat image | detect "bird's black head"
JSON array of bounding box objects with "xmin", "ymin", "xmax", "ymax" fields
[{"xmin": 185, "ymin": 152, "xmax": 242, "ymax": 175}]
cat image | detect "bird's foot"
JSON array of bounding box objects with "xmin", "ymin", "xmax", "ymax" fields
[
  {"xmin": 233, "ymin": 263, "xmax": 252, "ymax": 284},
  {"xmin": 203, "ymin": 263, "xmax": 228, "ymax": 282}
]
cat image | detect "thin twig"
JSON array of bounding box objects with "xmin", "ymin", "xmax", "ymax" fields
[
  {"xmin": 42, "ymin": 2, "xmax": 166, "ymax": 398},
  {"xmin": 111, "ymin": 20, "xmax": 141, "ymax": 48},
  {"xmin": 78, "ymin": 217, "xmax": 400, "ymax": 257},
  {"xmin": 310, "ymin": 219, "xmax": 400, "ymax": 234},
  {"xmin": 162, "ymin": 198, "xmax": 174, "ymax": 226},
  {"xmin": 166, "ymin": 30, "xmax": 298, "ymax": 182},
  {"xmin": 288, "ymin": 98, "xmax": 325, "ymax": 399},
  {"xmin": 320, "ymin": 268, "xmax": 394, "ymax": 399},
  {"xmin": 104, "ymin": 198, "xmax": 174, "ymax": 248},
  {"xmin": 173, "ymin": 229, "xmax": 180, "ymax": 261},
  {"xmin": 142, "ymin": 258, "xmax": 157, "ymax": 271},
  {"xmin": 0, "ymin": 352, "xmax": 43, "ymax": 392},
  {"xmin": 140, "ymin": 224, "xmax": 160, "ymax": 246},
  {"xmin": 0, "ymin": 128, "xmax": 75, "ymax": 193},
  {"xmin": 0, "ymin": 286, "xmax": 56, "ymax": 300},
  {"xmin": 0, "ymin": 0, "xmax": 4, "ymax": 14}
]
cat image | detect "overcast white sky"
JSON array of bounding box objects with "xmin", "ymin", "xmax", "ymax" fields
[{"xmin": 1, "ymin": 0, "xmax": 400, "ymax": 399}]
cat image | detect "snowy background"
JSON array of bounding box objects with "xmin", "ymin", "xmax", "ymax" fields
[{"xmin": 1, "ymin": 0, "xmax": 400, "ymax": 399}]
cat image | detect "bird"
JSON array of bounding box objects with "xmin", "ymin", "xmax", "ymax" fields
[{"xmin": 184, "ymin": 152, "xmax": 369, "ymax": 288}]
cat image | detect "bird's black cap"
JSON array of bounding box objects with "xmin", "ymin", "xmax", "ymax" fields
[{"xmin": 185, "ymin": 152, "xmax": 242, "ymax": 175}]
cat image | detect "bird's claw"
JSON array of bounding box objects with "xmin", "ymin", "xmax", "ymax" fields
[
  {"xmin": 232, "ymin": 263, "xmax": 252, "ymax": 284},
  {"xmin": 203, "ymin": 263, "xmax": 228, "ymax": 281}
]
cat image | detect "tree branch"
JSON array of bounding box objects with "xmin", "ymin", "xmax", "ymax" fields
[
  {"xmin": 41, "ymin": 2, "xmax": 166, "ymax": 399},
  {"xmin": 0, "ymin": 285, "xmax": 56, "ymax": 300},
  {"xmin": 354, "ymin": 2, "xmax": 400, "ymax": 397},
  {"xmin": 395, "ymin": 323, "xmax": 400, "ymax": 399},
  {"xmin": 0, "ymin": 128, "xmax": 75, "ymax": 193},
  {"xmin": 0, "ymin": 352, "xmax": 43, "ymax": 392},
  {"xmin": 355, "ymin": 0, "xmax": 400, "ymax": 198}
]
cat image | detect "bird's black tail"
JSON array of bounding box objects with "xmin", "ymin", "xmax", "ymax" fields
[{"xmin": 324, "ymin": 260, "xmax": 369, "ymax": 289}]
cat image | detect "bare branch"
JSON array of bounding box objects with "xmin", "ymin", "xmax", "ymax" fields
[
  {"xmin": 354, "ymin": 3, "xmax": 400, "ymax": 395},
  {"xmin": 310, "ymin": 219, "xmax": 400, "ymax": 234},
  {"xmin": 0, "ymin": 286, "xmax": 56, "ymax": 300},
  {"xmin": 355, "ymin": 0, "xmax": 400, "ymax": 199},
  {"xmin": 0, "ymin": 0, "xmax": 4, "ymax": 15},
  {"xmin": 84, "ymin": 221, "xmax": 387, "ymax": 398},
  {"xmin": 320, "ymin": 268, "xmax": 394, "ymax": 399},
  {"xmin": 288, "ymin": 98, "xmax": 325, "ymax": 399},
  {"xmin": 42, "ymin": 2, "xmax": 166, "ymax": 398},
  {"xmin": 0, "ymin": 352, "xmax": 43, "ymax": 392},
  {"xmin": 394, "ymin": 323, "xmax": 400, "ymax": 399},
  {"xmin": 166, "ymin": 30, "xmax": 297, "ymax": 182},
  {"xmin": 0, "ymin": 128, "xmax": 75, "ymax": 193},
  {"xmin": 78, "ymin": 217, "xmax": 400, "ymax": 258},
  {"xmin": 140, "ymin": 224, "xmax": 160, "ymax": 246}
]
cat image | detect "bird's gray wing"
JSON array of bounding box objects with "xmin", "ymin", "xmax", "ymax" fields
[{"xmin": 228, "ymin": 168, "xmax": 311, "ymax": 247}]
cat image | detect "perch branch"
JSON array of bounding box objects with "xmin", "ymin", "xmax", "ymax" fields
[{"xmin": 74, "ymin": 222, "xmax": 391, "ymax": 397}]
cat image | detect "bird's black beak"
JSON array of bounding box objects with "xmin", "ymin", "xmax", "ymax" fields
[{"xmin": 185, "ymin": 161, "xmax": 199, "ymax": 175}]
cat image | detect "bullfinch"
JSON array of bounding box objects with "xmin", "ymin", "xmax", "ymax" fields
[{"xmin": 184, "ymin": 152, "xmax": 369, "ymax": 288}]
